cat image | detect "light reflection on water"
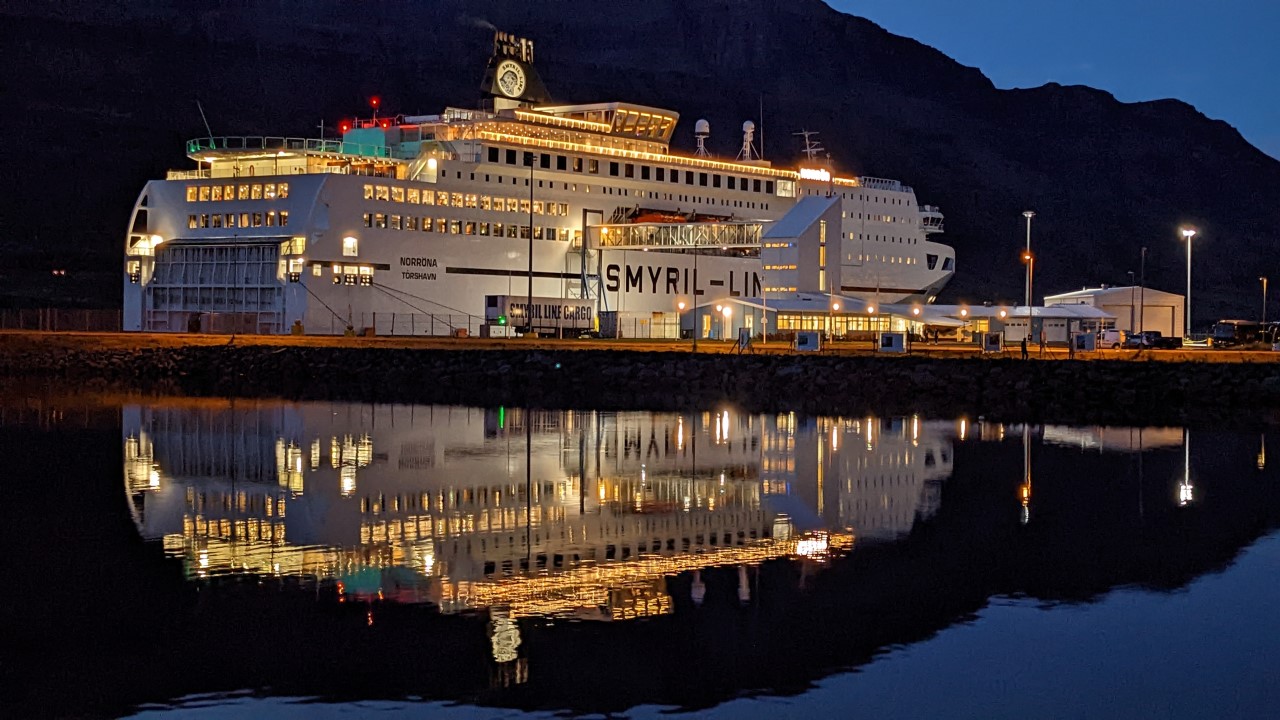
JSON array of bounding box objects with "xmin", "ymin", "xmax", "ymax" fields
[{"xmin": 124, "ymin": 404, "xmax": 959, "ymax": 621}]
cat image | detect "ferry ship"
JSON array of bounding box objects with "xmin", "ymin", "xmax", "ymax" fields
[{"xmin": 123, "ymin": 32, "xmax": 955, "ymax": 336}]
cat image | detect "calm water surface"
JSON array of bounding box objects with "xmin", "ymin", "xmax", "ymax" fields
[{"xmin": 5, "ymin": 397, "xmax": 1280, "ymax": 719}]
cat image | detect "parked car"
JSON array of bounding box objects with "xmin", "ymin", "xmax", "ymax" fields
[
  {"xmin": 1098, "ymin": 329, "xmax": 1127, "ymax": 349},
  {"xmin": 1125, "ymin": 331, "xmax": 1182, "ymax": 349}
]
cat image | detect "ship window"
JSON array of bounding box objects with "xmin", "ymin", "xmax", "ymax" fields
[
  {"xmin": 374, "ymin": 213, "xmax": 386, "ymax": 228},
  {"xmin": 280, "ymin": 211, "xmax": 289, "ymax": 226},
  {"xmin": 727, "ymin": 176, "xmax": 735, "ymax": 190},
  {"xmin": 608, "ymin": 161, "xmax": 619, "ymax": 176},
  {"xmin": 479, "ymin": 222, "xmax": 489, "ymax": 236},
  {"xmin": 391, "ymin": 187, "xmax": 404, "ymax": 202},
  {"xmin": 407, "ymin": 188, "xmax": 420, "ymax": 204},
  {"xmin": 493, "ymin": 222, "xmax": 503, "ymax": 236},
  {"xmin": 252, "ymin": 212, "xmax": 263, "ymax": 227},
  {"xmin": 186, "ymin": 187, "xmax": 198, "ymax": 202},
  {"xmin": 519, "ymin": 225, "xmax": 531, "ymax": 239},
  {"xmin": 556, "ymin": 155, "xmax": 567, "ymax": 171},
  {"xmin": 464, "ymin": 222, "xmax": 476, "ymax": 235},
  {"xmin": 226, "ymin": 213, "xmax": 237, "ymax": 228},
  {"xmin": 363, "ymin": 213, "xmax": 372, "ymax": 228},
  {"xmin": 520, "ymin": 199, "xmax": 531, "ymax": 214},
  {"xmin": 480, "ymin": 196, "xmax": 491, "ymax": 210},
  {"xmin": 465, "ymin": 194, "xmax": 478, "ymax": 208},
  {"xmin": 363, "ymin": 184, "xmax": 374, "ymax": 200},
  {"xmin": 766, "ymin": 181, "xmax": 774, "ymax": 194},
  {"xmin": 250, "ymin": 184, "xmax": 262, "ymax": 200},
  {"xmin": 436, "ymin": 219, "xmax": 446, "ymax": 233},
  {"xmin": 312, "ymin": 264, "xmax": 322, "ymax": 277},
  {"xmin": 187, "ymin": 215, "xmax": 198, "ymax": 229},
  {"xmin": 266, "ymin": 211, "xmax": 276, "ymax": 227},
  {"xmin": 420, "ymin": 216, "xmax": 431, "ymax": 231},
  {"xmin": 488, "ymin": 147, "xmax": 499, "ymax": 163},
  {"xmin": 449, "ymin": 193, "xmax": 462, "ymax": 207},
  {"xmin": 656, "ymin": 167, "xmax": 665, "ymax": 182},
  {"xmin": 450, "ymin": 220, "xmax": 461, "ymax": 234},
  {"xmin": 685, "ymin": 171, "xmax": 694, "ymax": 185},
  {"xmin": 572, "ymin": 157, "xmax": 583, "ymax": 172},
  {"xmin": 390, "ymin": 215, "xmax": 401, "ymax": 230},
  {"xmin": 264, "ymin": 183, "xmax": 277, "ymax": 199},
  {"xmin": 641, "ymin": 166, "xmax": 651, "ymax": 180},
  {"xmin": 505, "ymin": 149, "xmax": 516, "ymax": 165},
  {"xmin": 533, "ymin": 201, "xmax": 544, "ymax": 215},
  {"xmin": 926, "ymin": 254, "xmax": 938, "ymax": 270},
  {"xmin": 942, "ymin": 257, "xmax": 954, "ymax": 271},
  {"xmin": 713, "ymin": 174, "xmax": 721, "ymax": 188},
  {"xmin": 493, "ymin": 197, "xmax": 505, "ymax": 212},
  {"xmin": 436, "ymin": 191, "xmax": 448, "ymax": 206},
  {"xmin": 540, "ymin": 153, "xmax": 551, "ymax": 169},
  {"xmin": 197, "ymin": 186, "xmax": 210, "ymax": 202},
  {"xmin": 625, "ymin": 163, "xmax": 634, "ymax": 178},
  {"xmin": 753, "ymin": 179, "xmax": 762, "ymax": 193},
  {"xmin": 211, "ymin": 186, "xmax": 222, "ymax": 201},
  {"xmin": 375, "ymin": 186, "xmax": 390, "ymax": 202},
  {"xmin": 508, "ymin": 225, "xmax": 518, "ymax": 238}
]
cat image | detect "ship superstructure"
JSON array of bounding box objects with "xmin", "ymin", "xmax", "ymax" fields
[{"xmin": 123, "ymin": 32, "xmax": 955, "ymax": 335}]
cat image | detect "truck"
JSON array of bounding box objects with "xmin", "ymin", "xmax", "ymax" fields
[
  {"xmin": 484, "ymin": 295, "xmax": 595, "ymax": 337},
  {"xmin": 1124, "ymin": 330, "xmax": 1183, "ymax": 349}
]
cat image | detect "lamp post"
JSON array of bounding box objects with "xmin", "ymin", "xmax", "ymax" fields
[
  {"xmin": 1022, "ymin": 251, "xmax": 1035, "ymax": 341},
  {"xmin": 1261, "ymin": 277, "xmax": 1269, "ymax": 324},
  {"xmin": 1127, "ymin": 271, "xmax": 1136, "ymax": 332},
  {"xmin": 829, "ymin": 298, "xmax": 840, "ymax": 342},
  {"xmin": 867, "ymin": 303, "xmax": 876, "ymax": 349},
  {"xmin": 1180, "ymin": 227, "xmax": 1197, "ymax": 338},
  {"xmin": 525, "ymin": 152, "xmax": 535, "ymax": 336},
  {"xmin": 1139, "ymin": 247, "xmax": 1147, "ymax": 333},
  {"xmin": 1022, "ymin": 211, "xmax": 1035, "ymax": 308},
  {"xmin": 677, "ymin": 300, "xmax": 687, "ymax": 347},
  {"xmin": 721, "ymin": 305, "xmax": 732, "ymax": 343}
]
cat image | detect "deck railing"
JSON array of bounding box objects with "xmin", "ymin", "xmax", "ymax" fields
[{"xmin": 185, "ymin": 136, "xmax": 392, "ymax": 159}]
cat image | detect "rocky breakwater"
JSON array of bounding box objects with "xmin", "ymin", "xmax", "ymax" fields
[{"xmin": 4, "ymin": 336, "xmax": 1280, "ymax": 425}]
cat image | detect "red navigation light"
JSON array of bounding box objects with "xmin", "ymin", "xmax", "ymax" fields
[
  {"xmin": 381, "ymin": 120, "xmax": 389, "ymax": 129},
  {"xmin": 370, "ymin": 96, "xmax": 381, "ymax": 108},
  {"xmin": 340, "ymin": 121, "xmax": 350, "ymax": 133}
]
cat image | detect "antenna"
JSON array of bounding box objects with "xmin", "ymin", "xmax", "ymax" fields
[
  {"xmin": 694, "ymin": 119, "xmax": 711, "ymax": 157},
  {"xmin": 759, "ymin": 95, "xmax": 765, "ymax": 160},
  {"xmin": 196, "ymin": 100, "xmax": 214, "ymax": 140},
  {"xmin": 736, "ymin": 120, "xmax": 759, "ymax": 162},
  {"xmin": 794, "ymin": 130, "xmax": 825, "ymax": 163}
]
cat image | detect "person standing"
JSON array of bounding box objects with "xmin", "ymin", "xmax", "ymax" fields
[{"xmin": 1020, "ymin": 336, "xmax": 1028, "ymax": 360}]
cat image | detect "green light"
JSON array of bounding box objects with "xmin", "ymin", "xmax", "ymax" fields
[
  {"xmin": 498, "ymin": 406, "xmax": 505, "ymax": 429},
  {"xmin": 497, "ymin": 315, "xmax": 507, "ymax": 325}
]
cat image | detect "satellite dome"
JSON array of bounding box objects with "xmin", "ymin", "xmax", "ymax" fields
[
  {"xmin": 695, "ymin": 119, "xmax": 710, "ymax": 134},
  {"xmin": 742, "ymin": 120, "xmax": 755, "ymax": 132}
]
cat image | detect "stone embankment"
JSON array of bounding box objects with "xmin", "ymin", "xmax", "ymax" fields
[{"xmin": 4, "ymin": 333, "xmax": 1280, "ymax": 426}]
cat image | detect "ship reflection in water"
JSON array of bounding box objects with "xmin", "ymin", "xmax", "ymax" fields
[{"xmin": 124, "ymin": 405, "xmax": 954, "ymax": 624}]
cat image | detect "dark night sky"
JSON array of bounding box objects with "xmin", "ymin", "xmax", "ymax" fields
[{"xmin": 830, "ymin": 0, "xmax": 1280, "ymax": 159}]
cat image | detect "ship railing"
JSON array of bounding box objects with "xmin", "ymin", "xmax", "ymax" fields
[
  {"xmin": 587, "ymin": 222, "xmax": 766, "ymax": 251},
  {"xmin": 186, "ymin": 136, "xmax": 393, "ymax": 159},
  {"xmin": 920, "ymin": 205, "xmax": 942, "ymax": 214},
  {"xmin": 860, "ymin": 176, "xmax": 912, "ymax": 193},
  {"xmin": 167, "ymin": 168, "xmax": 212, "ymax": 180}
]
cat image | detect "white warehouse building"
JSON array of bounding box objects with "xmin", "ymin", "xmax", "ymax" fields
[{"xmin": 1044, "ymin": 285, "xmax": 1184, "ymax": 338}]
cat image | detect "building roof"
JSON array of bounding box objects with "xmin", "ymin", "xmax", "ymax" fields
[
  {"xmin": 762, "ymin": 195, "xmax": 840, "ymax": 239},
  {"xmin": 1045, "ymin": 285, "xmax": 1183, "ymax": 302}
]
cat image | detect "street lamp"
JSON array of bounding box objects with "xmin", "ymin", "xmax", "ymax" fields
[
  {"xmin": 1180, "ymin": 227, "xmax": 1197, "ymax": 338},
  {"xmin": 1127, "ymin": 270, "xmax": 1136, "ymax": 332},
  {"xmin": 1022, "ymin": 251, "xmax": 1035, "ymax": 338},
  {"xmin": 829, "ymin": 298, "xmax": 840, "ymax": 341},
  {"xmin": 1022, "ymin": 211, "xmax": 1035, "ymax": 308},
  {"xmin": 721, "ymin": 305, "xmax": 732, "ymax": 342},
  {"xmin": 1261, "ymin": 277, "xmax": 1269, "ymax": 324},
  {"xmin": 677, "ymin": 300, "xmax": 687, "ymax": 347}
]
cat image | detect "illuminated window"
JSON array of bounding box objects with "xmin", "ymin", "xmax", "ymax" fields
[
  {"xmin": 375, "ymin": 186, "xmax": 389, "ymax": 202},
  {"xmin": 374, "ymin": 213, "xmax": 386, "ymax": 228},
  {"xmin": 436, "ymin": 191, "xmax": 448, "ymax": 206},
  {"xmin": 222, "ymin": 184, "xmax": 234, "ymax": 200},
  {"xmin": 390, "ymin": 214, "xmax": 401, "ymax": 230},
  {"xmin": 363, "ymin": 213, "xmax": 372, "ymax": 228},
  {"xmin": 278, "ymin": 183, "xmax": 288, "ymax": 199},
  {"xmin": 312, "ymin": 264, "xmax": 322, "ymax": 277},
  {"xmin": 404, "ymin": 216, "xmax": 417, "ymax": 231},
  {"xmin": 588, "ymin": 159, "xmax": 599, "ymax": 174},
  {"xmin": 187, "ymin": 215, "xmax": 198, "ymax": 229},
  {"xmin": 199, "ymin": 214, "xmax": 209, "ymax": 228},
  {"xmin": 186, "ymin": 187, "xmax": 197, "ymax": 202},
  {"xmin": 421, "ymin": 191, "xmax": 434, "ymax": 206},
  {"xmin": 520, "ymin": 199, "xmax": 531, "ymax": 214},
  {"xmin": 211, "ymin": 185, "xmax": 222, "ymax": 201},
  {"xmin": 226, "ymin": 213, "xmax": 237, "ymax": 228},
  {"xmin": 420, "ymin": 216, "xmax": 431, "ymax": 232},
  {"xmin": 264, "ymin": 183, "xmax": 277, "ymax": 199},
  {"xmin": 342, "ymin": 236, "xmax": 359, "ymax": 256},
  {"xmin": 464, "ymin": 221, "xmax": 475, "ymax": 235},
  {"xmin": 407, "ymin": 188, "xmax": 420, "ymax": 204},
  {"xmin": 479, "ymin": 222, "xmax": 490, "ymax": 236},
  {"xmin": 251, "ymin": 184, "xmax": 263, "ymax": 200},
  {"xmin": 363, "ymin": 184, "xmax": 374, "ymax": 200},
  {"xmin": 238, "ymin": 185, "xmax": 250, "ymax": 200},
  {"xmin": 493, "ymin": 222, "xmax": 503, "ymax": 237},
  {"xmin": 211, "ymin": 214, "xmax": 223, "ymax": 228},
  {"xmin": 450, "ymin": 193, "xmax": 463, "ymax": 208},
  {"xmin": 391, "ymin": 186, "xmax": 404, "ymax": 202},
  {"xmin": 533, "ymin": 201, "xmax": 544, "ymax": 215},
  {"xmin": 266, "ymin": 211, "xmax": 276, "ymax": 226},
  {"xmin": 449, "ymin": 220, "xmax": 461, "ymax": 234},
  {"xmin": 480, "ymin": 196, "xmax": 492, "ymax": 211},
  {"xmin": 435, "ymin": 219, "xmax": 446, "ymax": 233},
  {"xmin": 465, "ymin": 193, "xmax": 478, "ymax": 208}
]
